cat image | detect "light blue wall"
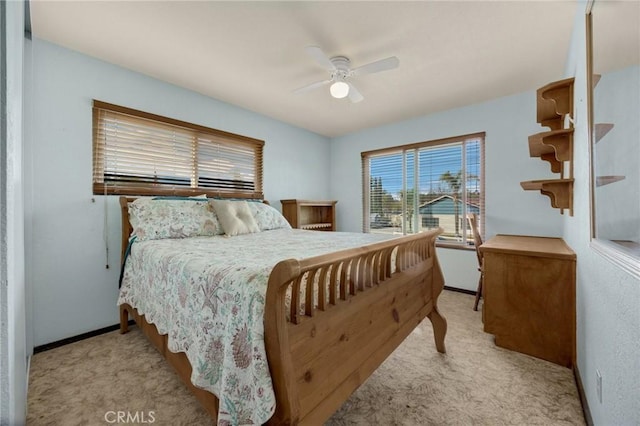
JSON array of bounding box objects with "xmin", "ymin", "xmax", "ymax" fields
[
  {"xmin": 26, "ymin": 39, "xmax": 331, "ymax": 346},
  {"xmin": 1, "ymin": 0, "xmax": 27, "ymax": 423},
  {"xmin": 563, "ymin": 3, "xmax": 640, "ymax": 425},
  {"xmin": 330, "ymin": 89, "xmax": 565, "ymax": 290}
]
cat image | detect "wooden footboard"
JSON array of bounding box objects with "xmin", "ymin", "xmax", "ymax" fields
[{"xmin": 264, "ymin": 229, "xmax": 446, "ymax": 425}]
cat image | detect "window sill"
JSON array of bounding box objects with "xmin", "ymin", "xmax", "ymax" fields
[{"xmin": 590, "ymin": 239, "xmax": 640, "ymax": 280}]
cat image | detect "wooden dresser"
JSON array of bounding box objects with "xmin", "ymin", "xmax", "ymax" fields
[{"xmin": 479, "ymin": 235, "xmax": 576, "ymax": 368}]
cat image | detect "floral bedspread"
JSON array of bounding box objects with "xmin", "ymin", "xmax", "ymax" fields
[{"xmin": 118, "ymin": 228, "xmax": 395, "ymax": 425}]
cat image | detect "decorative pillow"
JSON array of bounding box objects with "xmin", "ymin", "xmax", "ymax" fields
[
  {"xmin": 128, "ymin": 197, "xmax": 222, "ymax": 240},
  {"xmin": 248, "ymin": 202, "xmax": 292, "ymax": 231},
  {"xmin": 210, "ymin": 200, "xmax": 260, "ymax": 236}
]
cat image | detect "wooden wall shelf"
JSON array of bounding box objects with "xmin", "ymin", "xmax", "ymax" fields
[
  {"xmin": 537, "ymin": 77, "xmax": 574, "ymax": 130},
  {"xmin": 524, "ymin": 77, "xmax": 575, "ymax": 215},
  {"xmin": 528, "ymin": 129, "xmax": 573, "ymax": 173},
  {"xmin": 521, "ymin": 179, "xmax": 574, "ymax": 210}
]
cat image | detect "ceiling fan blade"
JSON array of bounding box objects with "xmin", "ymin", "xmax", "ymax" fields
[
  {"xmin": 347, "ymin": 82, "xmax": 364, "ymax": 103},
  {"xmin": 352, "ymin": 56, "xmax": 399, "ymax": 76},
  {"xmin": 305, "ymin": 46, "xmax": 336, "ymax": 71},
  {"xmin": 293, "ymin": 79, "xmax": 332, "ymax": 94}
]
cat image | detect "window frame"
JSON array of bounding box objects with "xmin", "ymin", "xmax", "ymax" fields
[
  {"xmin": 361, "ymin": 132, "xmax": 485, "ymax": 249},
  {"xmin": 92, "ymin": 100, "xmax": 264, "ymax": 199}
]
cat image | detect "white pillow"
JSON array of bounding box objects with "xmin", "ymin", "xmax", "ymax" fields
[{"xmin": 210, "ymin": 200, "xmax": 260, "ymax": 236}]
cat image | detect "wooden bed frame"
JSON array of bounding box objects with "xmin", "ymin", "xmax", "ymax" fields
[{"xmin": 118, "ymin": 196, "xmax": 447, "ymax": 425}]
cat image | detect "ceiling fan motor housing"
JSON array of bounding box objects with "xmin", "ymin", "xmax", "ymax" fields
[{"xmin": 330, "ymin": 56, "xmax": 352, "ymax": 80}]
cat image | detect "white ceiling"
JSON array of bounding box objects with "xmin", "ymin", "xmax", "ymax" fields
[{"xmin": 29, "ymin": 1, "xmax": 586, "ymax": 138}]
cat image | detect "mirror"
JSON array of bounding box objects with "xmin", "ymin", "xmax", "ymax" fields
[{"xmin": 588, "ymin": 0, "xmax": 640, "ymax": 259}]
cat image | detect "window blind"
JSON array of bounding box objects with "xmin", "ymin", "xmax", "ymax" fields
[
  {"xmin": 362, "ymin": 133, "xmax": 485, "ymax": 246},
  {"xmin": 92, "ymin": 100, "xmax": 264, "ymax": 198}
]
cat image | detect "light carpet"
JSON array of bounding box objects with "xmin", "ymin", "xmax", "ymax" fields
[{"xmin": 27, "ymin": 290, "xmax": 585, "ymax": 425}]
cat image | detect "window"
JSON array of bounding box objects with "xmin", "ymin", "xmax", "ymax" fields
[
  {"xmin": 362, "ymin": 132, "xmax": 485, "ymax": 247},
  {"xmin": 92, "ymin": 100, "xmax": 264, "ymax": 198}
]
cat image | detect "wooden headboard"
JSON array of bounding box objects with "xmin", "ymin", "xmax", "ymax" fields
[
  {"xmin": 119, "ymin": 197, "xmax": 137, "ymax": 264},
  {"xmin": 118, "ymin": 195, "xmax": 270, "ymax": 264}
]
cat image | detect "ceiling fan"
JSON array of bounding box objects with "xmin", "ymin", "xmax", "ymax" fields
[{"xmin": 294, "ymin": 46, "xmax": 400, "ymax": 103}]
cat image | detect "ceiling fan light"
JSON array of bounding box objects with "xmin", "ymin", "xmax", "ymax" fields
[{"xmin": 330, "ymin": 81, "xmax": 349, "ymax": 99}]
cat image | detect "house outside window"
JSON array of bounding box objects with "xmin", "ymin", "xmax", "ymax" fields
[{"xmin": 362, "ymin": 132, "xmax": 485, "ymax": 247}]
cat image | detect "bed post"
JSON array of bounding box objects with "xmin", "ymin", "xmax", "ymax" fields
[
  {"xmin": 120, "ymin": 305, "xmax": 130, "ymax": 334},
  {"xmin": 427, "ymin": 235, "xmax": 447, "ymax": 353},
  {"xmin": 119, "ymin": 197, "xmax": 134, "ymax": 263},
  {"xmin": 119, "ymin": 196, "xmax": 136, "ymax": 335},
  {"xmin": 263, "ymin": 259, "xmax": 302, "ymax": 425}
]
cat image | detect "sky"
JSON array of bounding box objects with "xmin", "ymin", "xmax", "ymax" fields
[{"xmin": 369, "ymin": 139, "xmax": 481, "ymax": 197}]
